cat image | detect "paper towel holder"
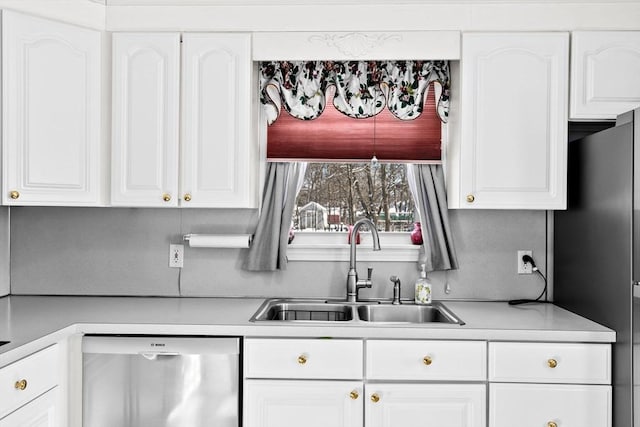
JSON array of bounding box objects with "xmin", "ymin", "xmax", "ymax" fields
[{"xmin": 183, "ymin": 234, "xmax": 253, "ymax": 248}]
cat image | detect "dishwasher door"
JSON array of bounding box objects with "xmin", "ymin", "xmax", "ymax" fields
[{"xmin": 82, "ymin": 336, "xmax": 239, "ymax": 427}]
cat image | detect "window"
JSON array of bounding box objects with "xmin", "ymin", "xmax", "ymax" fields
[
  {"xmin": 259, "ymin": 60, "xmax": 450, "ymax": 261},
  {"xmin": 294, "ymin": 163, "xmax": 415, "ymax": 233}
]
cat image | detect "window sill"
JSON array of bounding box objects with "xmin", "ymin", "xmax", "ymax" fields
[{"xmin": 287, "ymin": 232, "xmax": 421, "ymax": 262}]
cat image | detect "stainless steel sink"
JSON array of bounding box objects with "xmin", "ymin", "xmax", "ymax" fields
[
  {"xmin": 250, "ymin": 299, "xmax": 356, "ymax": 322},
  {"xmin": 357, "ymin": 302, "xmax": 464, "ymax": 324},
  {"xmin": 250, "ymin": 299, "xmax": 464, "ymax": 325}
]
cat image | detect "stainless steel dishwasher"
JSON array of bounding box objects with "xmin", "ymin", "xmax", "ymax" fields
[{"xmin": 82, "ymin": 335, "xmax": 240, "ymax": 427}]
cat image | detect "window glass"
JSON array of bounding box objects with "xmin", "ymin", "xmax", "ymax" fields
[{"xmin": 294, "ymin": 162, "xmax": 415, "ymax": 232}]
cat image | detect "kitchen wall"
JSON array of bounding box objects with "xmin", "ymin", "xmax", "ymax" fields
[
  {"xmin": 9, "ymin": 207, "xmax": 548, "ymax": 301},
  {"xmin": 0, "ymin": 208, "xmax": 9, "ymax": 297}
]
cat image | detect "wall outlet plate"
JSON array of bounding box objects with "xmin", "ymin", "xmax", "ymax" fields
[
  {"xmin": 517, "ymin": 250, "xmax": 533, "ymax": 274},
  {"xmin": 169, "ymin": 244, "xmax": 184, "ymax": 268}
]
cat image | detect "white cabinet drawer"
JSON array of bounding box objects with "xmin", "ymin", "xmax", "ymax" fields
[
  {"xmin": 244, "ymin": 339, "xmax": 363, "ymax": 379},
  {"xmin": 489, "ymin": 342, "xmax": 610, "ymax": 384},
  {"xmin": 490, "ymin": 383, "xmax": 611, "ymax": 427},
  {"xmin": 366, "ymin": 340, "xmax": 486, "ymax": 381},
  {"xmin": 0, "ymin": 345, "xmax": 60, "ymax": 419}
]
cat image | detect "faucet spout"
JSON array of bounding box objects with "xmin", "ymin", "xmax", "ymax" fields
[{"xmin": 346, "ymin": 218, "xmax": 381, "ymax": 302}]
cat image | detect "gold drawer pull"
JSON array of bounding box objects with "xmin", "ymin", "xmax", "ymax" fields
[
  {"xmin": 370, "ymin": 393, "xmax": 380, "ymax": 403},
  {"xmin": 14, "ymin": 379, "xmax": 27, "ymax": 390},
  {"xmin": 183, "ymin": 194, "xmax": 192, "ymax": 202},
  {"xmin": 349, "ymin": 390, "xmax": 359, "ymax": 400},
  {"xmin": 297, "ymin": 355, "xmax": 307, "ymax": 365},
  {"xmin": 9, "ymin": 191, "xmax": 19, "ymax": 200},
  {"xmin": 547, "ymin": 358, "xmax": 558, "ymax": 368},
  {"xmin": 466, "ymin": 194, "xmax": 475, "ymax": 203},
  {"xmin": 547, "ymin": 422, "xmax": 558, "ymax": 427},
  {"xmin": 423, "ymin": 356, "xmax": 433, "ymax": 366},
  {"xmin": 162, "ymin": 193, "xmax": 171, "ymax": 202}
]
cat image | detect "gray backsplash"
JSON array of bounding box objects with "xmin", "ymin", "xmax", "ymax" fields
[
  {"xmin": 8, "ymin": 207, "xmax": 548, "ymax": 301},
  {"xmin": 0, "ymin": 208, "xmax": 9, "ymax": 297}
]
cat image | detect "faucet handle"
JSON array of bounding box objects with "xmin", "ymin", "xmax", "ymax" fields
[{"xmin": 367, "ymin": 267, "xmax": 374, "ymax": 281}]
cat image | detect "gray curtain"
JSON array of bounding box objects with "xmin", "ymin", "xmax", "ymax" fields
[
  {"xmin": 242, "ymin": 162, "xmax": 306, "ymax": 271},
  {"xmin": 407, "ymin": 164, "xmax": 459, "ymax": 272}
]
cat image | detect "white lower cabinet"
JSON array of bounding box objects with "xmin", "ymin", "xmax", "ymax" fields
[
  {"xmin": 243, "ymin": 338, "xmax": 486, "ymax": 427},
  {"xmin": 0, "ymin": 345, "xmax": 61, "ymax": 427},
  {"xmin": 244, "ymin": 380, "xmax": 363, "ymax": 427},
  {"xmin": 488, "ymin": 342, "xmax": 612, "ymax": 427},
  {"xmin": 490, "ymin": 383, "xmax": 611, "ymax": 427},
  {"xmin": 365, "ymin": 383, "xmax": 486, "ymax": 427},
  {"xmin": 243, "ymin": 338, "xmax": 612, "ymax": 427},
  {"xmin": 0, "ymin": 387, "xmax": 59, "ymax": 427}
]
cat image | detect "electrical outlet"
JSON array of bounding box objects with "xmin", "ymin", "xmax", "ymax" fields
[
  {"xmin": 169, "ymin": 244, "xmax": 184, "ymax": 268},
  {"xmin": 517, "ymin": 250, "xmax": 533, "ymax": 274}
]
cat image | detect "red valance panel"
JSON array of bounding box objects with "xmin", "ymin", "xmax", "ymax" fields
[{"xmin": 267, "ymin": 85, "xmax": 441, "ymax": 163}]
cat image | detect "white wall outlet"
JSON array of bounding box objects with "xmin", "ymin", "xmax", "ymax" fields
[
  {"xmin": 169, "ymin": 244, "xmax": 184, "ymax": 268},
  {"xmin": 517, "ymin": 250, "xmax": 533, "ymax": 274}
]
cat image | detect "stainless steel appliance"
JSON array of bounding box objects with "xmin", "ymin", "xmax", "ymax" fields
[
  {"xmin": 82, "ymin": 335, "xmax": 240, "ymax": 427},
  {"xmin": 555, "ymin": 108, "xmax": 640, "ymax": 427}
]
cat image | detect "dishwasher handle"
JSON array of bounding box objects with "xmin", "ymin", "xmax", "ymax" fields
[
  {"xmin": 82, "ymin": 336, "xmax": 239, "ymax": 356},
  {"xmin": 139, "ymin": 352, "xmax": 182, "ymax": 360}
]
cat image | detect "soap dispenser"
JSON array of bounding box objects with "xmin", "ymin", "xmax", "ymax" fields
[{"xmin": 414, "ymin": 264, "xmax": 432, "ymax": 304}]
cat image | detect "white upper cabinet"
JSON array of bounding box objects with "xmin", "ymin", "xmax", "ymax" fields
[
  {"xmin": 456, "ymin": 32, "xmax": 569, "ymax": 210},
  {"xmin": 181, "ymin": 33, "xmax": 254, "ymax": 208},
  {"xmin": 2, "ymin": 11, "xmax": 103, "ymax": 206},
  {"xmin": 570, "ymin": 31, "xmax": 640, "ymax": 120},
  {"xmin": 111, "ymin": 32, "xmax": 256, "ymax": 208},
  {"xmin": 111, "ymin": 33, "xmax": 181, "ymax": 207}
]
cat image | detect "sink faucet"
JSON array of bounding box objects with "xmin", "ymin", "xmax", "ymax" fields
[
  {"xmin": 346, "ymin": 218, "xmax": 381, "ymax": 302},
  {"xmin": 389, "ymin": 276, "xmax": 401, "ymax": 305}
]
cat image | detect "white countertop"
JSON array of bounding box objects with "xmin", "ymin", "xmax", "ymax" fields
[{"xmin": 0, "ymin": 295, "xmax": 615, "ymax": 367}]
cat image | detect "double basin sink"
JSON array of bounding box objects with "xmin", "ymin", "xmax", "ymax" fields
[{"xmin": 250, "ymin": 299, "xmax": 464, "ymax": 325}]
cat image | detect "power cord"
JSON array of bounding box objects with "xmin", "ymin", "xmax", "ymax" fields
[{"xmin": 508, "ymin": 254, "xmax": 548, "ymax": 305}]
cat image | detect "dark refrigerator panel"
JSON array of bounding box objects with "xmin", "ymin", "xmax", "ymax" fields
[
  {"xmin": 633, "ymin": 108, "xmax": 640, "ymax": 427},
  {"xmin": 555, "ymin": 121, "xmax": 634, "ymax": 427}
]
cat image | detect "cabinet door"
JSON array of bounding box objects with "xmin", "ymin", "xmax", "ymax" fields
[
  {"xmin": 571, "ymin": 31, "xmax": 640, "ymax": 120},
  {"xmin": 365, "ymin": 383, "xmax": 486, "ymax": 427},
  {"xmin": 2, "ymin": 11, "xmax": 102, "ymax": 206},
  {"xmin": 244, "ymin": 380, "xmax": 363, "ymax": 427},
  {"xmin": 111, "ymin": 33, "xmax": 180, "ymax": 207},
  {"xmin": 0, "ymin": 344, "xmax": 60, "ymax": 419},
  {"xmin": 459, "ymin": 32, "xmax": 568, "ymax": 209},
  {"xmin": 0, "ymin": 387, "xmax": 59, "ymax": 427},
  {"xmin": 181, "ymin": 33, "xmax": 255, "ymax": 208},
  {"xmin": 490, "ymin": 383, "xmax": 611, "ymax": 427}
]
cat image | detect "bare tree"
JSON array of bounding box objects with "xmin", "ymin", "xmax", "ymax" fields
[{"xmin": 295, "ymin": 162, "xmax": 414, "ymax": 231}]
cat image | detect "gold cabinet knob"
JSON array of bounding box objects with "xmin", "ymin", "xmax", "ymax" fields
[
  {"xmin": 547, "ymin": 422, "xmax": 558, "ymax": 427},
  {"xmin": 183, "ymin": 194, "xmax": 192, "ymax": 202},
  {"xmin": 162, "ymin": 193, "xmax": 171, "ymax": 202},
  {"xmin": 370, "ymin": 393, "xmax": 380, "ymax": 403},
  {"xmin": 297, "ymin": 355, "xmax": 307, "ymax": 365},
  {"xmin": 349, "ymin": 390, "xmax": 359, "ymax": 400},
  {"xmin": 14, "ymin": 379, "xmax": 27, "ymax": 390},
  {"xmin": 423, "ymin": 356, "xmax": 433, "ymax": 366},
  {"xmin": 547, "ymin": 358, "xmax": 558, "ymax": 368},
  {"xmin": 9, "ymin": 191, "xmax": 19, "ymax": 200},
  {"xmin": 466, "ymin": 194, "xmax": 475, "ymax": 203}
]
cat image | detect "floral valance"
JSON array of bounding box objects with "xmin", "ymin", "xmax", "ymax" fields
[{"xmin": 260, "ymin": 60, "xmax": 450, "ymax": 125}]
